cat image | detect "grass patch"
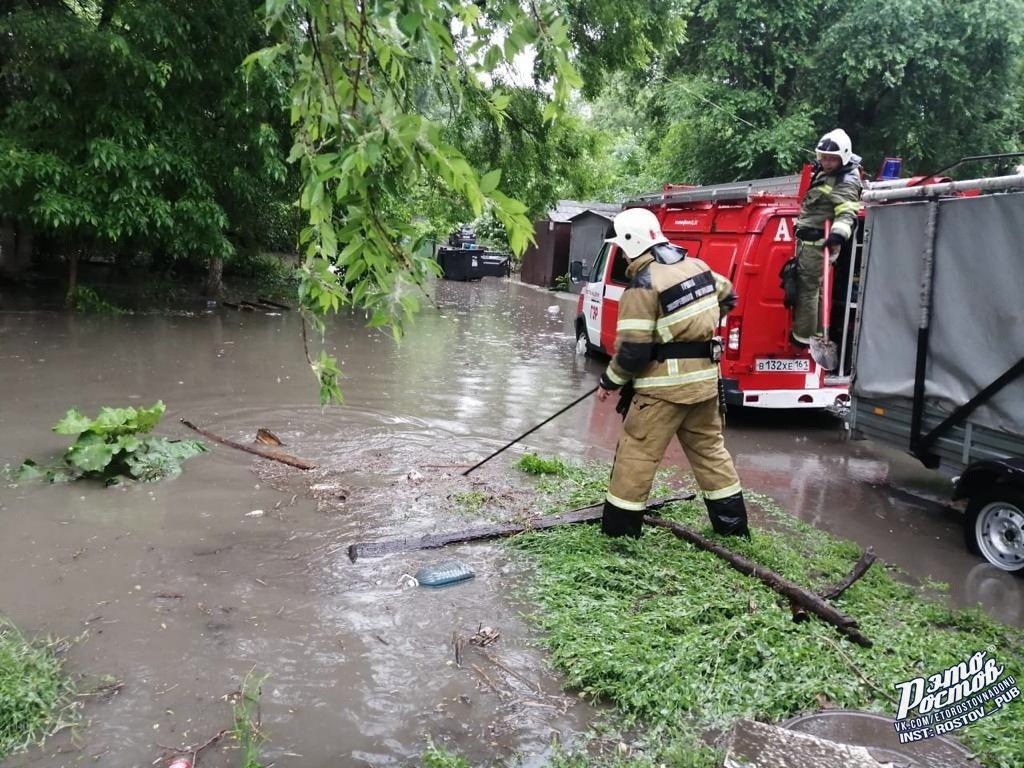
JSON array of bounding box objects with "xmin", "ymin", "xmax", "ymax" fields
[
  {"xmin": 0, "ymin": 618, "xmax": 73, "ymax": 759},
  {"xmin": 505, "ymin": 457, "xmax": 1024, "ymax": 768},
  {"xmin": 229, "ymin": 671, "xmax": 267, "ymax": 768},
  {"xmin": 421, "ymin": 740, "xmax": 471, "ymax": 768},
  {"xmin": 450, "ymin": 491, "xmax": 492, "ymax": 517},
  {"xmin": 515, "ymin": 453, "xmax": 573, "ymax": 478}
]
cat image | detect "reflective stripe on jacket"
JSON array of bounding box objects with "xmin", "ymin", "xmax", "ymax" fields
[
  {"xmin": 600, "ymin": 247, "xmax": 732, "ymax": 405},
  {"xmin": 795, "ymin": 164, "xmax": 863, "ymax": 242}
]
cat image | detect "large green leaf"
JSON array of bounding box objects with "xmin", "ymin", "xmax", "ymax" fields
[
  {"xmin": 91, "ymin": 407, "xmax": 140, "ymax": 436},
  {"xmin": 53, "ymin": 409, "xmax": 94, "ymax": 436},
  {"xmin": 125, "ymin": 438, "xmax": 206, "ymax": 481},
  {"xmin": 65, "ymin": 433, "xmax": 117, "ymax": 473},
  {"xmin": 132, "ymin": 402, "xmax": 166, "ymax": 434}
]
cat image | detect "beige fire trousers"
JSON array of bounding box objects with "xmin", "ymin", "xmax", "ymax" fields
[{"xmin": 606, "ymin": 393, "xmax": 741, "ymax": 510}]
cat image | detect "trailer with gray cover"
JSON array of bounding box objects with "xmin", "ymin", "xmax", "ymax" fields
[{"xmin": 849, "ymin": 172, "xmax": 1024, "ymax": 573}]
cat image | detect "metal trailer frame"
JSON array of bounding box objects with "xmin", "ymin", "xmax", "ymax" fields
[
  {"xmin": 852, "ymin": 173, "xmax": 1024, "ymax": 472},
  {"xmin": 849, "ymin": 173, "xmax": 1024, "ymax": 571}
]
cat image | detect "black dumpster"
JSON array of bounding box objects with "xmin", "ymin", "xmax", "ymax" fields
[
  {"xmin": 436, "ymin": 246, "xmax": 510, "ymax": 281},
  {"xmin": 436, "ymin": 246, "xmax": 479, "ymax": 281},
  {"xmin": 477, "ymin": 250, "xmax": 510, "ymax": 277}
]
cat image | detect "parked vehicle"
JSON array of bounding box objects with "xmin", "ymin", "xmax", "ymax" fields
[
  {"xmin": 436, "ymin": 227, "xmax": 510, "ymax": 281},
  {"xmin": 850, "ymin": 171, "xmax": 1024, "ymax": 572},
  {"xmin": 571, "ymin": 169, "xmax": 859, "ymax": 410}
]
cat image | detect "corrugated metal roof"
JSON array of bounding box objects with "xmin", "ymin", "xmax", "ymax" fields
[{"xmin": 547, "ymin": 199, "xmax": 621, "ymax": 223}]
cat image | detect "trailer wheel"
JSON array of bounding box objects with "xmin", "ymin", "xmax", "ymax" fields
[{"xmin": 964, "ymin": 487, "xmax": 1024, "ymax": 574}]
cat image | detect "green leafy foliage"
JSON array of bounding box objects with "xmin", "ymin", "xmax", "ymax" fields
[
  {"xmin": 0, "ymin": 0, "xmax": 293, "ymax": 271},
  {"xmin": 230, "ymin": 671, "xmax": 267, "ymax": 768},
  {"xmin": 0, "ymin": 619, "xmax": 73, "ymax": 760},
  {"xmin": 259, "ymin": 0, "xmax": 585, "ymax": 403},
  {"xmin": 637, "ymin": 0, "xmax": 1024, "ymax": 183},
  {"xmin": 514, "ymin": 453, "xmax": 572, "ymax": 477},
  {"xmin": 68, "ymin": 285, "xmax": 126, "ymax": 315},
  {"xmin": 508, "ymin": 458, "xmax": 1024, "ymax": 768},
  {"xmin": 18, "ymin": 402, "xmax": 205, "ymax": 484},
  {"xmin": 420, "ymin": 741, "xmax": 470, "ymax": 768}
]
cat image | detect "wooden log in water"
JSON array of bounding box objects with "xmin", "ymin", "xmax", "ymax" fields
[
  {"xmin": 347, "ymin": 493, "xmax": 696, "ymax": 562},
  {"xmin": 180, "ymin": 419, "xmax": 316, "ymax": 470},
  {"xmin": 643, "ymin": 516, "xmax": 872, "ymax": 647},
  {"xmin": 257, "ymin": 297, "xmax": 291, "ymax": 310}
]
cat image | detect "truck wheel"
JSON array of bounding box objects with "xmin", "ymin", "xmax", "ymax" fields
[
  {"xmin": 964, "ymin": 488, "xmax": 1024, "ymax": 574},
  {"xmin": 575, "ymin": 324, "xmax": 595, "ymax": 357}
]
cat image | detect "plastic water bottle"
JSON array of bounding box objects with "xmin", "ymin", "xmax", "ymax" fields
[{"xmin": 415, "ymin": 561, "xmax": 475, "ymax": 587}]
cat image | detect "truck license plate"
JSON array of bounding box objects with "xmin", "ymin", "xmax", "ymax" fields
[{"xmin": 755, "ymin": 358, "xmax": 810, "ymax": 372}]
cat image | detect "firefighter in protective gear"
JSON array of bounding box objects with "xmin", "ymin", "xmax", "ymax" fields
[
  {"xmin": 595, "ymin": 208, "xmax": 750, "ymax": 539},
  {"xmin": 790, "ymin": 128, "xmax": 863, "ymax": 348}
]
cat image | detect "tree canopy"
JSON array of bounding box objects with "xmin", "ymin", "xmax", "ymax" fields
[
  {"xmin": 0, "ymin": 0, "xmax": 291, "ymax": 280},
  {"xmin": 641, "ymin": 0, "xmax": 1024, "ymax": 183}
]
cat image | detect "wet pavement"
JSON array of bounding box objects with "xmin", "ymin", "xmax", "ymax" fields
[{"xmin": 1, "ymin": 277, "xmax": 1021, "ymax": 767}]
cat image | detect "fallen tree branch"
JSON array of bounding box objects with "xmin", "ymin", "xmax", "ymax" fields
[
  {"xmin": 180, "ymin": 419, "xmax": 317, "ymax": 470},
  {"xmin": 257, "ymin": 296, "xmax": 291, "ymax": 310},
  {"xmin": 818, "ymin": 548, "xmax": 877, "ymax": 600},
  {"xmin": 157, "ymin": 728, "xmax": 230, "ymax": 761},
  {"xmin": 347, "ymin": 493, "xmax": 696, "ymax": 561},
  {"xmin": 820, "ymin": 635, "xmax": 896, "ymax": 704},
  {"xmin": 644, "ymin": 516, "xmax": 872, "ymax": 647}
]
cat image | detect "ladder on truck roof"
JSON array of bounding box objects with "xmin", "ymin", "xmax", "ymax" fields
[
  {"xmin": 627, "ymin": 175, "xmax": 802, "ymax": 206},
  {"xmin": 627, "ymin": 170, "xmax": 977, "ymax": 208}
]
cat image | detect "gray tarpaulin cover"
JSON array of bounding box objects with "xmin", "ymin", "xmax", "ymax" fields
[{"xmin": 853, "ymin": 192, "xmax": 1024, "ymax": 436}]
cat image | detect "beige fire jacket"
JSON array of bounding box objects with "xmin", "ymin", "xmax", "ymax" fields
[{"xmin": 600, "ymin": 244, "xmax": 735, "ymax": 405}]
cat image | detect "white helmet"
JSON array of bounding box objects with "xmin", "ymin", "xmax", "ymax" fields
[
  {"xmin": 605, "ymin": 208, "xmax": 668, "ymax": 260},
  {"xmin": 816, "ymin": 128, "xmax": 853, "ymax": 165}
]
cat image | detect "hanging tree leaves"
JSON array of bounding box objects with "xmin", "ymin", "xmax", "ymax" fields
[{"xmin": 250, "ymin": 0, "xmax": 581, "ymax": 403}]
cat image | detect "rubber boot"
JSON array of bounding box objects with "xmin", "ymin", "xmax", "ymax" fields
[
  {"xmin": 705, "ymin": 492, "xmax": 751, "ymax": 538},
  {"xmin": 601, "ymin": 500, "xmax": 643, "ymax": 538},
  {"xmin": 789, "ymin": 331, "xmax": 810, "ymax": 350}
]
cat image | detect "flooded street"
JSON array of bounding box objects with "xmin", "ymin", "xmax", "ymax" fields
[{"xmin": 2, "ymin": 277, "xmax": 1021, "ymax": 767}]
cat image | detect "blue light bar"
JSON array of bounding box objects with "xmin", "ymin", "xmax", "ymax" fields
[{"xmin": 879, "ymin": 157, "xmax": 903, "ymax": 180}]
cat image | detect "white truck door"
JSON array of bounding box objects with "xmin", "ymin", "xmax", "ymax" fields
[{"xmin": 581, "ymin": 243, "xmax": 611, "ymax": 349}]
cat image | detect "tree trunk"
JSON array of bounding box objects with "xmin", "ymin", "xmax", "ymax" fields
[
  {"xmin": 66, "ymin": 251, "xmax": 79, "ymax": 308},
  {"xmin": 204, "ymin": 256, "xmax": 225, "ymax": 298},
  {"xmin": 15, "ymin": 223, "xmax": 33, "ymax": 274},
  {"xmin": 0, "ymin": 221, "xmax": 16, "ymax": 277}
]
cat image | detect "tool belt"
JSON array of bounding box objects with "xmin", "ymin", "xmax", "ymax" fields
[
  {"xmin": 795, "ymin": 226, "xmax": 826, "ymax": 242},
  {"xmin": 654, "ymin": 338, "xmax": 723, "ymax": 363}
]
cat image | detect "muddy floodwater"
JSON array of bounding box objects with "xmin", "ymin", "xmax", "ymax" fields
[{"xmin": 1, "ymin": 278, "xmax": 1021, "ymax": 768}]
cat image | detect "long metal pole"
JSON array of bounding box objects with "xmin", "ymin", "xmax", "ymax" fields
[
  {"xmin": 462, "ymin": 386, "xmax": 599, "ymax": 476},
  {"xmin": 862, "ymin": 173, "xmax": 1024, "ymax": 202}
]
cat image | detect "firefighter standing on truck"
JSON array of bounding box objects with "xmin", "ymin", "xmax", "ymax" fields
[
  {"xmin": 595, "ymin": 208, "xmax": 750, "ymax": 539},
  {"xmin": 790, "ymin": 128, "xmax": 863, "ymax": 348}
]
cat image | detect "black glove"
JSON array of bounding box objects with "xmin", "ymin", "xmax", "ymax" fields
[
  {"xmin": 794, "ymin": 226, "xmax": 825, "ymax": 242},
  {"xmin": 615, "ymin": 380, "xmax": 635, "ymax": 420},
  {"xmin": 825, "ymin": 231, "xmax": 846, "ymax": 248},
  {"xmin": 719, "ymin": 290, "xmax": 738, "ymax": 314}
]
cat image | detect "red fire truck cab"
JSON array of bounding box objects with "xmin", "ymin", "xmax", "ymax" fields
[{"xmin": 572, "ymin": 170, "xmax": 856, "ymax": 410}]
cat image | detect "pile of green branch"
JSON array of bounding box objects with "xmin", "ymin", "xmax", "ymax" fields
[{"xmin": 506, "ymin": 455, "xmax": 1024, "ymax": 768}]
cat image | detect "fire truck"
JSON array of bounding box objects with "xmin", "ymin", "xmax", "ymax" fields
[{"xmin": 572, "ymin": 167, "xmax": 860, "ymax": 410}]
